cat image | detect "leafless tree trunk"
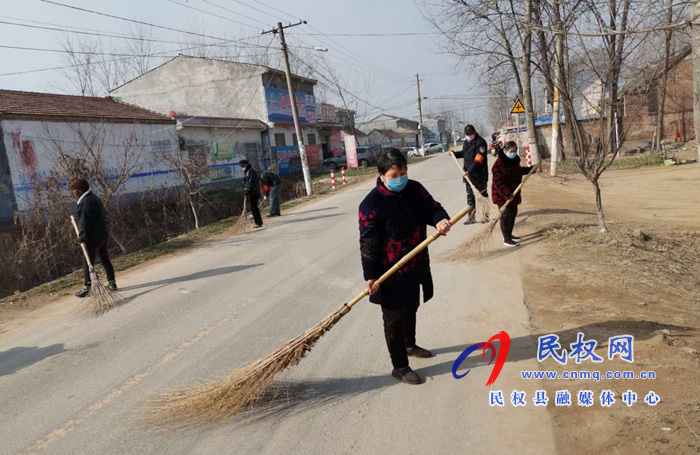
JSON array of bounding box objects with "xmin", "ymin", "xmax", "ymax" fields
[{"xmin": 652, "ymin": 0, "xmax": 675, "ymax": 153}]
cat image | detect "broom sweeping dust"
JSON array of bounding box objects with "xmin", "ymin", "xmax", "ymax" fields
[
  {"xmin": 145, "ymin": 204, "xmax": 475, "ymax": 426},
  {"xmin": 70, "ymin": 216, "xmax": 123, "ymax": 316},
  {"xmin": 230, "ymin": 195, "xmax": 253, "ymax": 235},
  {"xmin": 445, "ymin": 164, "xmax": 540, "ymax": 260},
  {"xmin": 448, "ymin": 150, "xmax": 492, "ymax": 222}
]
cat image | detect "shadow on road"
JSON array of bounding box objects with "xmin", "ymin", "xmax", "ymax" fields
[
  {"xmin": 278, "ymin": 213, "xmax": 342, "ymax": 225},
  {"xmin": 0, "ymin": 344, "xmax": 65, "ymax": 376},
  {"xmin": 118, "ymin": 264, "xmax": 263, "ymax": 292},
  {"xmin": 286, "ymin": 207, "xmax": 338, "ymax": 216}
]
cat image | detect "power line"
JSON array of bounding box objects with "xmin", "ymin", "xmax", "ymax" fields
[
  {"xmin": 0, "ymin": 44, "xmax": 273, "ymax": 59},
  {"xmin": 306, "ymin": 32, "xmax": 440, "ymax": 36},
  {"xmin": 303, "ymin": 24, "xmax": 410, "ymax": 82},
  {"xmin": 0, "ymin": 35, "xmax": 265, "ymax": 77},
  {"xmin": 200, "ymin": 0, "xmax": 269, "ymax": 27},
  {"xmin": 164, "ymin": 0, "xmax": 259, "ymax": 30},
  {"xmin": 37, "ymin": 0, "xmax": 256, "ymax": 43}
]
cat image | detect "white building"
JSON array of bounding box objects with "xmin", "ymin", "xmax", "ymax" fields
[
  {"xmin": 110, "ymin": 56, "xmax": 324, "ymax": 176},
  {"xmin": 0, "ymin": 89, "xmax": 178, "ymax": 224}
]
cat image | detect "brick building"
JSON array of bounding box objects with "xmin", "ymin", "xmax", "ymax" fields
[{"xmin": 621, "ymin": 45, "xmax": 693, "ymax": 142}]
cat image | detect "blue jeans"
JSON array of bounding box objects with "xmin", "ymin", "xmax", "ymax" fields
[{"xmin": 269, "ymin": 184, "xmax": 281, "ymax": 216}]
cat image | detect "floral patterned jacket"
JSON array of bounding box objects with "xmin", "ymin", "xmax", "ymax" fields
[{"xmin": 359, "ymin": 178, "xmax": 449, "ymax": 305}]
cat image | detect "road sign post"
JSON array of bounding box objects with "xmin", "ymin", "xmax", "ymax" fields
[{"xmin": 510, "ymin": 98, "xmax": 526, "ymax": 150}]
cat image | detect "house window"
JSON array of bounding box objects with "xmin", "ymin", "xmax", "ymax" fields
[
  {"xmin": 292, "ymin": 133, "xmax": 298, "ymax": 146},
  {"xmin": 307, "ymin": 133, "xmax": 317, "ymax": 145},
  {"xmin": 274, "ymin": 133, "xmax": 286, "ymax": 147}
]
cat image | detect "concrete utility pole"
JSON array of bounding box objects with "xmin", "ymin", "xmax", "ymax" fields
[
  {"xmin": 550, "ymin": 0, "xmax": 563, "ymax": 177},
  {"xmin": 416, "ymin": 73, "xmax": 425, "ymax": 154},
  {"xmin": 451, "ymin": 116, "xmax": 457, "ymax": 147},
  {"xmin": 693, "ymin": 1, "xmax": 700, "ymax": 167},
  {"xmin": 264, "ymin": 21, "xmax": 313, "ymax": 196}
]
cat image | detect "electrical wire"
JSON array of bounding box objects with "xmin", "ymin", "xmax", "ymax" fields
[
  {"xmin": 37, "ymin": 0, "xmax": 260, "ymax": 44},
  {"xmin": 164, "ymin": 0, "xmax": 259, "ymax": 30},
  {"xmin": 200, "ymin": 0, "xmax": 269, "ymax": 27}
]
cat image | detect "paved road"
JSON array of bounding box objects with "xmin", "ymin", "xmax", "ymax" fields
[{"xmin": 0, "ymin": 153, "xmax": 556, "ymax": 454}]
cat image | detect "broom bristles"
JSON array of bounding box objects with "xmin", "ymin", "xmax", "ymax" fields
[
  {"xmin": 230, "ymin": 199, "xmax": 253, "ymax": 235},
  {"xmin": 78, "ymin": 271, "xmax": 123, "ymax": 317},
  {"xmin": 444, "ymin": 217, "xmax": 499, "ymax": 261},
  {"xmin": 145, "ymin": 304, "xmax": 351, "ymax": 426}
]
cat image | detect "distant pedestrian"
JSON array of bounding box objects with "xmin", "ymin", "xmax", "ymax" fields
[
  {"xmin": 461, "ymin": 124, "xmax": 489, "ymax": 224},
  {"xmin": 239, "ymin": 159, "xmax": 263, "ymax": 228},
  {"xmin": 359, "ymin": 149, "xmax": 451, "ymax": 385},
  {"xmin": 491, "ymin": 141, "xmax": 533, "ymax": 247},
  {"xmin": 67, "ymin": 178, "xmax": 117, "ymax": 297},
  {"xmin": 260, "ymin": 166, "xmax": 282, "ymax": 217}
]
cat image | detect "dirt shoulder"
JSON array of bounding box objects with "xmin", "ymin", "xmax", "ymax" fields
[{"xmin": 517, "ymin": 164, "xmax": 700, "ymax": 454}]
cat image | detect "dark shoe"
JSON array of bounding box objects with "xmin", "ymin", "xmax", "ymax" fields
[
  {"xmin": 107, "ymin": 281, "xmax": 118, "ymax": 291},
  {"xmin": 253, "ymin": 224, "xmax": 263, "ymax": 229},
  {"xmin": 503, "ymin": 239, "xmax": 520, "ymax": 247},
  {"xmin": 511, "ymin": 235, "xmax": 521, "ymax": 241},
  {"xmin": 75, "ymin": 286, "xmax": 91, "ymax": 298},
  {"xmin": 392, "ymin": 366, "xmax": 422, "ymax": 385},
  {"xmin": 406, "ymin": 345, "xmax": 434, "ymax": 358},
  {"xmin": 463, "ymin": 208, "xmax": 476, "ymax": 225}
]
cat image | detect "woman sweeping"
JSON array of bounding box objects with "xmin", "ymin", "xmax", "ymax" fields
[
  {"xmin": 358, "ymin": 149, "xmax": 451, "ymax": 385},
  {"xmin": 491, "ymin": 141, "xmax": 534, "ymax": 247}
]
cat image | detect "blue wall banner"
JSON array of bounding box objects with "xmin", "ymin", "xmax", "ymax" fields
[{"xmin": 265, "ymin": 87, "xmax": 316, "ymax": 123}]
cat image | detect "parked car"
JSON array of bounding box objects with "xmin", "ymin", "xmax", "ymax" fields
[
  {"xmin": 356, "ymin": 146, "xmax": 379, "ymax": 167},
  {"xmin": 423, "ymin": 142, "xmax": 444, "ymax": 154},
  {"xmin": 323, "ymin": 153, "xmax": 347, "ymax": 170},
  {"xmin": 402, "ymin": 147, "xmax": 422, "ymax": 158}
]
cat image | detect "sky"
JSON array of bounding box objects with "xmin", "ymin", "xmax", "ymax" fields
[{"xmin": 0, "ymin": 0, "xmax": 492, "ymax": 131}]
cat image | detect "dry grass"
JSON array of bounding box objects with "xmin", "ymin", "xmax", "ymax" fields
[{"xmin": 144, "ymin": 303, "xmax": 352, "ymax": 427}]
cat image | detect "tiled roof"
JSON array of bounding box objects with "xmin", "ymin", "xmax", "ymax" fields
[
  {"xmin": 371, "ymin": 129, "xmax": 415, "ymax": 138},
  {"xmin": 0, "ymin": 90, "xmax": 174, "ymax": 123}
]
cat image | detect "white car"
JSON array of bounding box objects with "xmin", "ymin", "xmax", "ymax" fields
[
  {"xmin": 402, "ymin": 147, "xmax": 422, "ymax": 158},
  {"xmin": 423, "ymin": 142, "xmax": 444, "ymax": 154}
]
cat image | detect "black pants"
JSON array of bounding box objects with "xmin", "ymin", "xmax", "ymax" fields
[
  {"xmin": 83, "ymin": 240, "xmax": 115, "ymax": 286},
  {"xmin": 465, "ymin": 177, "xmax": 488, "ymax": 208},
  {"xmin": 499, "ymin": 203, "xmax": 519, "ymax": 241},
  {"xmin": 381, "ymin": 304, "xmax": 418, "ymax": 369},
  {"xmin": 249, "ymin": 194, "xmax": 263, "ymax": 226}
]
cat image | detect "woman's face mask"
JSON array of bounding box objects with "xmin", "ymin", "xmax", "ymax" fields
[
  {"xmin": 385, "ymin": 175, "xmax": 409, "ymax": 192},
  {"xmin": 381, "ymin": 166, "xmax": 409, "ymax": 192},
  {"xmin": 506, "ymin": 150, "xmax": 519, "ymax": 159}
]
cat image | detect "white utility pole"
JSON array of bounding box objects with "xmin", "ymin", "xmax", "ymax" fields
[
  {"xmin": 550, "ymin": 2, "xmax": 563, "ymax": 177},
  {"xmin": 693, "ymin": 0, "xmax": 700, "ymax": 167},
  {"xmin": 264, "ymin": 21, "xmax": 313, "ymax": 196},
  {"xmin": 416, "ymin": 73, "xmax": 425, "ymax": 154},
  {"xmin": 451, "ymin": 116, "xmax": 457, "ymax": 147}
]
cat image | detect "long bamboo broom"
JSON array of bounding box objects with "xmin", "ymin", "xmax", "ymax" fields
[
  {"xmin": 69, "ymin": 216, "xmax": 123, "ymax": 316},
  {"xmin": 147, "ymin": 204, "xmax": 475, "ymax": 426},
  {"xmin": 230, "ymin": 195, "xmax": 253, "ymax": 235},
  {"xmin": 446, "ymin": 164, "xmax": 540, "ymax": 259},
  {"xmin": 448, "ymin": 151, "xmax": 492, "ymax": 223}
]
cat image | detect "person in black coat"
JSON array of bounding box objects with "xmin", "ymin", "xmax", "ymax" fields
[
  {"xmin": 260, "ymin": 167, "xmax": 282, "ymax": 217},
  {"xmin": 461, "ymin": 124, "xmax": 489, "ymax": 224},
  {"xmin": 239, "ymin": 159, "xmax": 263, "ymax": 227},
  {"xmin": 491, "ymin": 141, "xmax": 534, "ymax": 247},
  {"xmin": 67, "ymin": 178, "xmax": 116, "ymax": 297},
  {"xmin": 359, "ymin": 149, "xmax": 451, "ymax": 385}
]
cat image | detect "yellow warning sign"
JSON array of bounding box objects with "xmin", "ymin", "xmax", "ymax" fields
[{"xmin": 510, "ymin": 99, "xmax": 526, "ymax": 114}]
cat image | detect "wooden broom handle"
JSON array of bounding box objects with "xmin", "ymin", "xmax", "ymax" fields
[
  {"xmin": 345, "ymin": 204, "xmax": 474, "ymax": 310},
  {"xmin": 448, "ymin": 150, "xmax": 466, "ymax": 175},
  {"xmin": 70, "ymin": 215, "xmax": 94, "ymax": 270},
  {"xmin": 497, "ymin": 163, "xmax": 540, "ymax": 216}
]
